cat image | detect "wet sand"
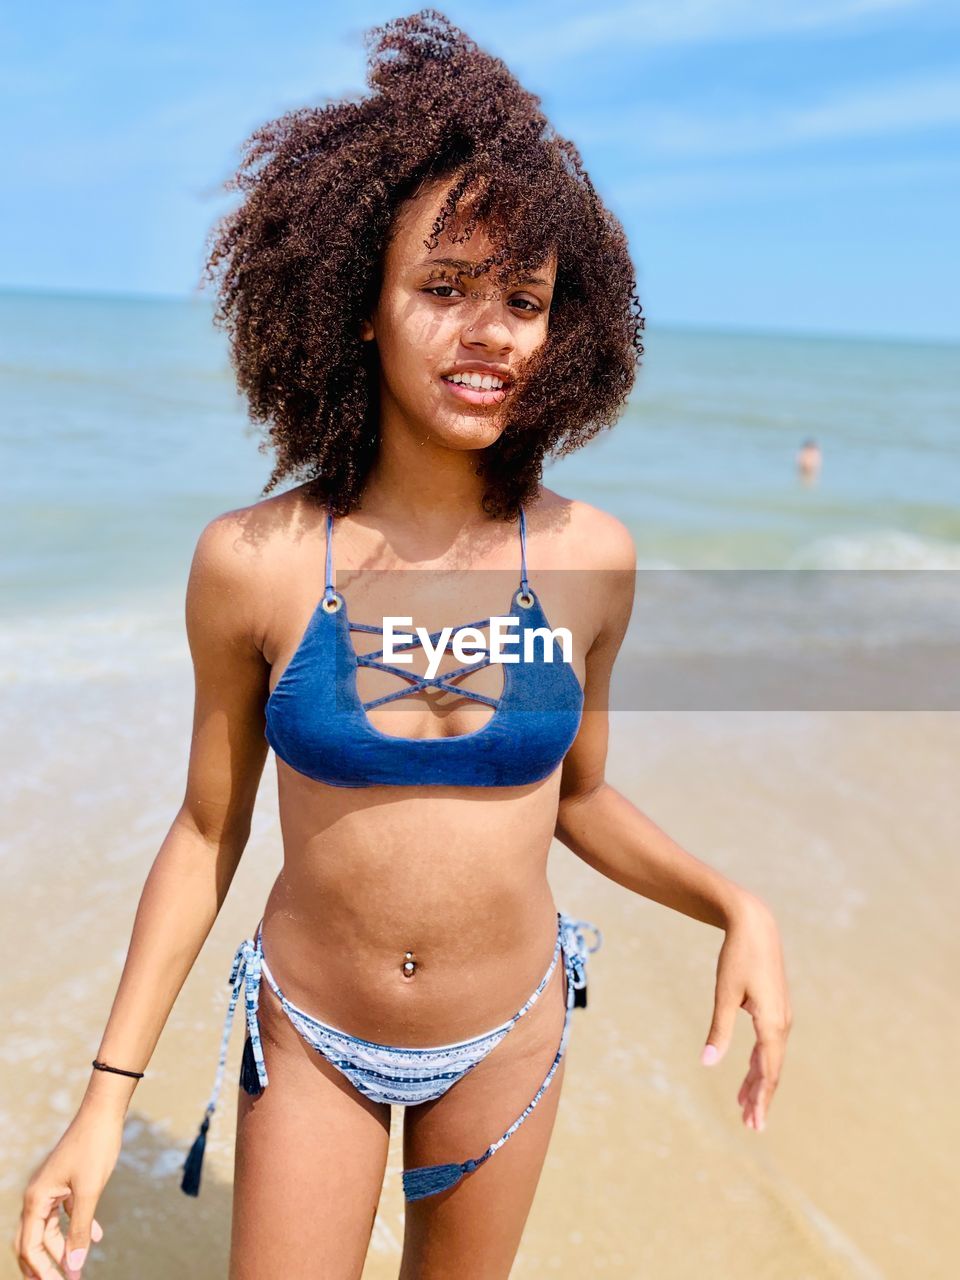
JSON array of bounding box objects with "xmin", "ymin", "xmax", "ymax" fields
[{"xmin": 4, "ymin": 655, "xmax": 958, "ymax": 1277}]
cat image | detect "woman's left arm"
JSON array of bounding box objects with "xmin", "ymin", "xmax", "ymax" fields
[{"xmin": 555, "ymin": 509, "xmax": 792, "ymax": 1132}]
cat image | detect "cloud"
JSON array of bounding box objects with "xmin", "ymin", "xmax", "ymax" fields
[
  {"xmin": 573, "ymin": 69, "xmax": 960, "ymax": 157},
  {"xmin": 608, "ymin": 154, "xmax": 960, "ymax": 210},
  {"xmin": 515, "ymin": 0, "xmax": 931, "ymax": 63}
]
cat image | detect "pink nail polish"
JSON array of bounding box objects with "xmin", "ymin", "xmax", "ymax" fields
[{"xmin": 700, "ymin": 1044, "xmax": 719, "ymax": 1066}]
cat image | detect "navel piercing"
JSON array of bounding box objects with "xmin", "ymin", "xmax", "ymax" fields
[{"xmin": 402, "ymin": 950, "xmax": 417, "ymax": 977}]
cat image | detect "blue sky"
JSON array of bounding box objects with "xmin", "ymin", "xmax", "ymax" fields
[{"xmin": 2, "ymin": 0, "xmax": 958, "ymax": 340}]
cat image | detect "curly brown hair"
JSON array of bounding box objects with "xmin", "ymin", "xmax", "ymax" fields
[{"xmin": 200, "ymin": 8, "xmax": 644, "ymax": 519}]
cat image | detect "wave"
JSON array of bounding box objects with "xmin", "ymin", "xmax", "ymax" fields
[{"xmin": 786, "ymin": 529, "xmax": 960, "ymax": 570}]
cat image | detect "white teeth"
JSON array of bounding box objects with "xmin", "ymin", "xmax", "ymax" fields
[{"xmin": 444, "ymin": 372, "xmax": 505, "ymax": 390}]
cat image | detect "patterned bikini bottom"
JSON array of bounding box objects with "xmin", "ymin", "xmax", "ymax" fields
[{"xmin": 182, "ymin": 909, "xmax": 601, "ymax": 1202}]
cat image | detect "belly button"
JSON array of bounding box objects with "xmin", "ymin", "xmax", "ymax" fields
[{"xmin": 401, "ymin": 950, "xmax": 417, "ymax": 978}]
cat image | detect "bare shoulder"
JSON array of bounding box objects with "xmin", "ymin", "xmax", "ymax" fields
[
  {"xmin": 529, "ymin": 486, "xmax": 636, "ymax": 573},
  {"xmin": 186, "ymin": 484, "xmax": 318, "ymax": 652},
  {"xmin": 194, "ymin": 482, "xmax": 326, "ymax": 572},
  {"xmin": 529, "ymin": 487, "xmax": 636, "ymax": 658}
]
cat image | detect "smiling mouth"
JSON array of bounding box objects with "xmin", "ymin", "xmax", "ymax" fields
[{"xmin": 439, "ymin": 374, "xmax": 509, "ymax": 405}]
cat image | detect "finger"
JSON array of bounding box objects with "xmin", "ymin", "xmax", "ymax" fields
[
  {"xmin": 737, "ymin": 1046, "xmax": 760, "ymax": 1106},
  {"xmin": 746, "ymin": 1023, "xmax": 786, "ymax": 1128},
  {"xmin": 22, "ymin": 1226, "xmax": 65, "ymax": 1280},
  {"xmin": 41, "ymin": 1215, "xmax": 66, "ymax": 1270},
  {"xmin": 738, "ymin": 1044, "xmax": 763, "ymax": 1123},
  {"xmin": 755, "ymin": 1017, "xmax": 788, "ymax": 1108},
  {"xmin": 23, "ymin": 1228, "xmax": 66, "ymax": 1280},
  {"xmin": 21, "ymin": 1187, "xmax": 69, "ymax": 1280},
  {"xmin": 11, "ymin": 1215, "xmax": 38, "ymax": 1280},
  {"xmin": 12, "ymin": 1233, "xmax": 43, "ymax": 1279},
  {"xmin": 62, "ymin": 1193, "xmax": 105, "ymax": 1245},
  {"xmin": 737, "ymin": 1042, "xmax": 761, "ymax": 1102},
  {"xmin": 13, "ymin": 1251, "xmax": 41, "ymax": 1280},
  {"xmin": 702, "ymin": 990, "xmax": 740, "ymax": 1065},
  {"xmin": 735, "ymin": 1042, "xmax": 767, "ymax": 1118},
  {"xmin": 12, "ymin": 1214, "xmax": 23, "ymax": 1265},
  {"xmin": 61, "ymin": 1187, "xmax": 99, "ymax": 1279}
]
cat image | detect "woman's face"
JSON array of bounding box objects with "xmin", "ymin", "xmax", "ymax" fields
[{"xmin": 361, "ymin": 179, "xmax": 557, "ymax": 449}]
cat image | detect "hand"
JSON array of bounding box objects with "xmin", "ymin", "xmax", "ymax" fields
[
  {"xmin": 700, "ymin": 894, "xmax": 793, "ymax": 1132},
  {"xmin": 12, "ymin": 1105, "xmax": 122, "ymax": 1279}
]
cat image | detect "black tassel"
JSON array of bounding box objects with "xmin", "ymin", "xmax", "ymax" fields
[
  {"xmin": 239, "ymin": 1032, "xmax": 264, "ymax": 1095},
  {"xmin": 181, "ymin": 1114, "xmax": 210, "ymax": 1196},
  {"xmin": 573, "ymin": 980, "xmax": 588, "ymax": 1009},
  {"xmin": 403, "ymin": 1157, "xmax": 479, "ymax": 1201}
]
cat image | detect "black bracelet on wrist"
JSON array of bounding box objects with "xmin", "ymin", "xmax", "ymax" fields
[{"xmin": 92, "ymin": 1058, "xmax": 145, "ymax": 1079}]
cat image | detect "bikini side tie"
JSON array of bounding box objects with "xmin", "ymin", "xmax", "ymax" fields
[
  {"xmin": 402, "ymin": 911, "xmax": 603, "ymax": 1201},
  {"xmin": 560, "ymin": 916, "xmax": 603, "ymax": 1008},
  {"xmin": 181, "ymin": 934, "xmax": 267, "ymax": 1195}
]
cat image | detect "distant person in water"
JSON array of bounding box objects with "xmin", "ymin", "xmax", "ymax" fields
[{"xmin": 796, "ymin": 437, "xmax": 822, "ymax": 483}]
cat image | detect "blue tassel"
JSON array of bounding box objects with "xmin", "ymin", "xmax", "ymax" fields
[
  {"xmin": 239, "ymin": 1033, "xmax": 264, "ymax": 1096},
  {"xmin": 403, "ymin": 1157, "xmax": 479, "ymax": 1201},
  {"xmin": 574, "ymin": 980, "xmax": 588, "ymax": 1009},
  {"xmin": 180, "ymin": 1113, "xmax": 210, "ymax": 1196}
]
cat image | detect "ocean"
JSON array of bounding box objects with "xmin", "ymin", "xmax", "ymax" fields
[
  {"xmin": 2, "ymin": 287, "xmax": 957, "ymax": 701},
  {"xmin": 4, "ymin": 290, "xmax": 959, "ymax": 604}
]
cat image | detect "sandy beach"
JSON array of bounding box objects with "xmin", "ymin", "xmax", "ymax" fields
[{"xmin": 5, "ymin": 623, "xmax": 957, "ymax": 1278}]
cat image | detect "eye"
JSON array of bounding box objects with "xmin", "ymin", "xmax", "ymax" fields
[{"xmin": 422, "ymin": 282, "xmax": 544, "ymax": 314}]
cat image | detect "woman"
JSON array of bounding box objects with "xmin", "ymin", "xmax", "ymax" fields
[{"xmin": 14, "ymin": 11, "xmax": 792, "ymax": 1279}]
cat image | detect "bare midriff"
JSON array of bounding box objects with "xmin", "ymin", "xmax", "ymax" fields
[
  {"xmin": 259, "ymin": 767, "xmax": 565, "ymax": 1047},
  {"xmin": 253, "ymin": 491, "xmax": 596, "ymax": 1051}
]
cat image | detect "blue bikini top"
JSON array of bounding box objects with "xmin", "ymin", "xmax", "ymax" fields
[{"xmin": 264, "ymin": 505, "xmax": 584, "ymax": 788}]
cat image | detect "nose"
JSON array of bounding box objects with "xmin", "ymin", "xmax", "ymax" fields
[{"xmin": 461, "ymin": 294, "xmax": 514, "ymax": 354}]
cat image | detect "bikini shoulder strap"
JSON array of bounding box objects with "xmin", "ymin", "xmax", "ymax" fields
[
  {"xmin": 518, "ymin": 504, "xmax": 530, "ymax": 595},
  {"xmin": 323, "ymin": 510, "xmax": 336, "ymax": 601}
]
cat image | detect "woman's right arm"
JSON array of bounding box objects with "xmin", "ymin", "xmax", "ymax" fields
[{"xmin": 13, "ymin": 511, "xmax": 273, "ymax": 1280}]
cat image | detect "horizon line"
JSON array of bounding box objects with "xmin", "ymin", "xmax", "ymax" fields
[{"xmin": 1, "ymin": 281, "xmax": 957, "ymax": 351}]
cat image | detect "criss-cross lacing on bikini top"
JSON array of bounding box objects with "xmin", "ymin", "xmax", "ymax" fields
[{"xmin": 263, "ymin": 505, "xmax": 584, "ymax": 788}]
